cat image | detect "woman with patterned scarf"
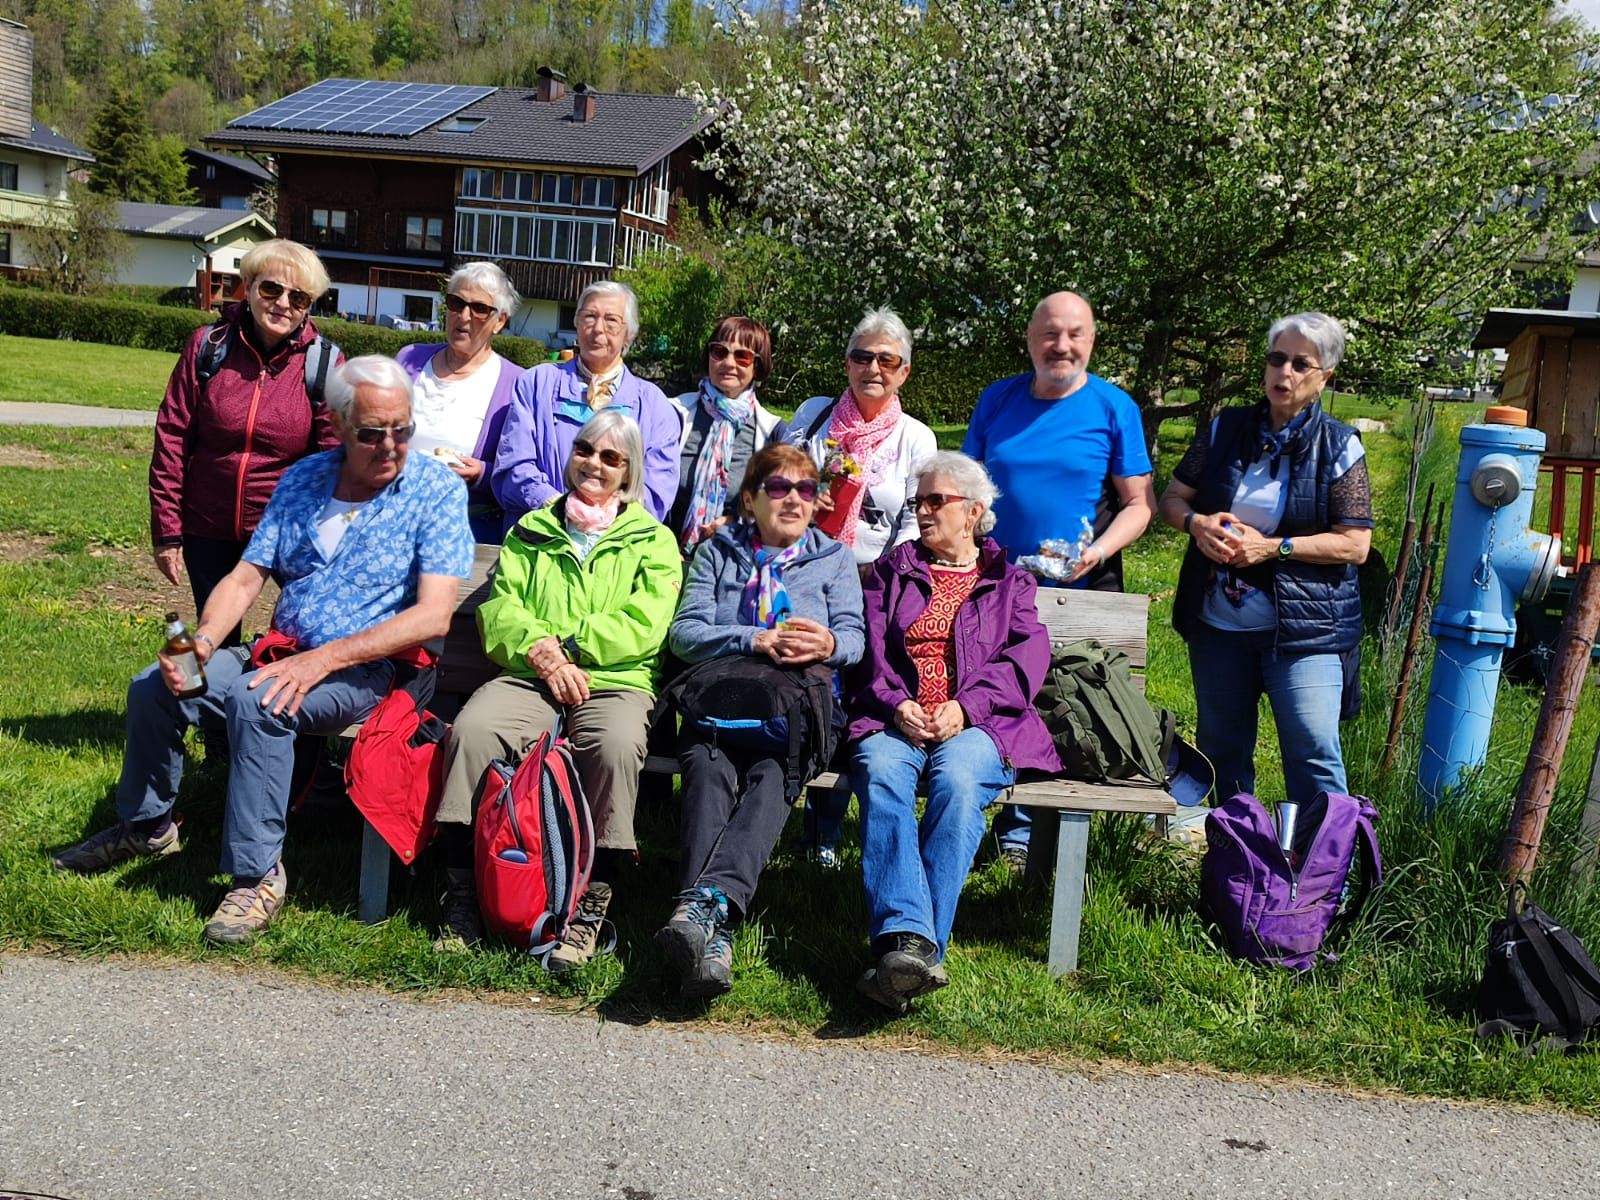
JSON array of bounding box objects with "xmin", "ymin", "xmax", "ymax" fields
[
  {"xmin": 657, "ymin": 443, "xmax": 864, "ymax": 998},
  {"xmin": 668, "ymin": 317, "xmax": 792, "ymax": 557},
  {"xmin": 790, "ymin": 308, "xmax": 938, "ymax": 863}
]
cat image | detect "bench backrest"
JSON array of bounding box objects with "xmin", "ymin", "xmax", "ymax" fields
[{"xmin": 438, "ymin": 543, "xmax": 1150, "ymax": 703}]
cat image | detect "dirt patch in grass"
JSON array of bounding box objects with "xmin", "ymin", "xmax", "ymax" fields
[
  {"xmin": 85, "ymin": 544, "xmax": 279, "ymax": 631},
  {"xmin": 0, "ymin": 446, "xmax": 61, "ymax": 469},
  {"xmin": 0, "ymin": 532, "xmax": 56, "ymax": 562}
]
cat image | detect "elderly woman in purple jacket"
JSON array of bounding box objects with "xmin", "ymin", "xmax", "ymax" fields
[
  {"xmin": 849, "ymin": 451, "xmax": 1060, "ymax": 1013},
  {"xmin": 395, "ymin": 261, "xmax": 521, "ymax": 542},
  {"xmin": 492, "ymin": 281, "xmax": 681, "ymax": 530}
]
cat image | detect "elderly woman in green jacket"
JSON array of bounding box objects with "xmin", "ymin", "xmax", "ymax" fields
[{"xmin": 434, "ymin": 408, "xmax": 681, "ymax": 966}]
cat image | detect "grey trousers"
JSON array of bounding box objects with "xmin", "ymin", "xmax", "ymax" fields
[{"xmin": 438, "ymin": 674, "xmax": 654, "ymax": 850}]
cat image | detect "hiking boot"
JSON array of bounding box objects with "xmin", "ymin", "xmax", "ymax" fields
[
  {"xmin": 855, "ymin": 966, "xmax": 910, "ymax": 1015},
  {"xmin": 432, "ymin": 867, "xmax": 482, "ymax": 953},
  {"xmin": 547, "ymin": 881, "xmax": 613, "ymax": 973},
  {"xmin": 202, "ymin": 862, "xmax": 288, "ymax": 945},
  {"xmin": 681, "ymin": 926, "xmax": 734, "ymax": 1000},
  {"xmin": 997, "ymin": 844, "xmax": 1029, "ymax": 875},
  {"xmin": 52, "ymin": 819, "xmax": 180, "ymax": 874},
  {"xmin": 654, "ymin": 886, "xmax": 728, "ymax": 978},
  {"xmin": 876, "ymin": 932, "xmax": 949, "ymax": 1000}
]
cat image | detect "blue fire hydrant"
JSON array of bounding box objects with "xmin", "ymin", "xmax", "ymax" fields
[{"xmin": 1417, "ymin": 411, "xmax": 1564, "ymax": 810}]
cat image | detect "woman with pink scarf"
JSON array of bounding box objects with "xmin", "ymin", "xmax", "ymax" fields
[
  {"xmin": 434, "ymin": 409, "xmax": 681, "ymax": 968},
  {"xmin": 790, "ymin": 308, "xmax": 937, "ymax": 863}
]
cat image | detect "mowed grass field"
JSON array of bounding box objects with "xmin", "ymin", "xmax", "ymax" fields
[
  {"xmin": 0, "ymin": 335, "xmax": 175, "ymax": 411},
  {"xmin": 3, "ymin": 387, "xmax": 1600, "ymax": 1113}
]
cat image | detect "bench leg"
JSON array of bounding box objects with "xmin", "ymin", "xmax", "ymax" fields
[
  {"xmin": 1046, "ymin": 811, "xmax": 1091, "ymax": 976},
  {"xmin": 358, "ymin": 818, "xmax": 391, "ymax": 925}
]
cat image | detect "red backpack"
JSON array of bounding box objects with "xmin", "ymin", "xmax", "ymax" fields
[
  {"xmin": 473, "ymin": 728, "xmax": 598, "ymax": 957},
  {"xmin": 344, "ymin": 653, "xmax": 446, "ymax": 865}
]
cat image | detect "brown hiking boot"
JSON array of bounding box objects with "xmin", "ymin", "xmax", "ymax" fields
[
  {"xmin": 52, "ymin": 819, "xmax": 180, "ymax": 874},
  {"xmin": 433, "ymin": 867, "xmax": 483, "ymax": 953},
  {"xmin": 202, "ymin": 862, "xmax": 288, "ymax": 945},
  {"xmin": 547, "ymin": 881, "xmax": 613, "ymax": 973}
]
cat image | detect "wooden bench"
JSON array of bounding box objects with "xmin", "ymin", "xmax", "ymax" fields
[{"xmin": 355, "ymin": 544, "xmax": 1176, "ymax": 975}]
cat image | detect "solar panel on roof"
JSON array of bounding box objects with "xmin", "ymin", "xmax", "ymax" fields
[{"xmin": 229, "ymin": 79, "xmax": 495, "ymax": 137}]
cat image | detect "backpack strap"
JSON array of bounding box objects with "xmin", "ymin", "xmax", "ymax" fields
[
  {"xmin": 1329, "ymin": 797, "xmax": 1383, "ymax": 932},
  {"xmin": 194, "ymin": 320, "xmax": 231, "ymax": 387},
  {"xmin": 805, "ymin": 396, "xmax": 840, "ymax": 442},
  {"xmin": 1515, "ymin": 907, "xmax": 1587, "ymax": 1037},
  {"xmin": 304, "ymin": 336, "xmax": 338, "ymax": 409}
]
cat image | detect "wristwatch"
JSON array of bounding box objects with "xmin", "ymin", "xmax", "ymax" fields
[{"xmin": 1277, "ymin": 537, "xmax": 1294, "ymax": 560}]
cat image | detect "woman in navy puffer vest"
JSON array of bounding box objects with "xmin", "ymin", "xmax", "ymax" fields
[{"xmin": 1157, "ymin": 312, "xmax": 1373, "ymax": 809}]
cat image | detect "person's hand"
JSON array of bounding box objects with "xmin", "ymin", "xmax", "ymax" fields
[
  {"xmin": 812, "ymin": 488, "xmax": 836, "ymax": 516},
  {"xmin": 1191, "ymin": 512, "xmax": 1242, "ymax": 565},
  {"xmin": 526, "ymin": 636, "xmax": 567, "ymax": 679},
  {"xmin": 1065, "ymin": 544, "xmax": 1105, "ymax": 584},
  {"xmin": 927, "ymin": 700, "xmax": 967, "ymax": 743},
  {"xmin": 1225, "ymin": 523, "xmax": 1278, "ymax": 567},
  {"xmin": 247, "ymin": 647, "xmax": 335, "ymax": 719},
  {"xmin": 155, "ymin": 635, "xmax": 213, "ymax": 696},
  {"xmin": 153, "ymin": 547, "xmax": 183, "ymax": 585},
  {"xmin": 894, "ymin": 699, "xmax": 933, "ymax": 745},
  {"xmin": 696, "ymin": 516, "xmax": 729, "ymax": 543},
  {"xmin": 751, "ymin": 628, "xmax": 783, "ymax": 661},
  {"xmin": 546, "ymin": 662, "xmax": 591, "ymax": 706},
  {"xmin": 772, "ymin": 617, "xmax": 835, "ymax": 665},
  {"xmin": 449, "ymin": 454, "xmax": 485, "ymax": 485}
]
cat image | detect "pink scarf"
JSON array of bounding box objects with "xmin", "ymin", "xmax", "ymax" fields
[
  {"xmin": 564, "ymin": 492, "xmax": 621, "ymax": 533},
  {"xmin": 827, "ymin": 388, "xmax": 903, "ymax": 547}
]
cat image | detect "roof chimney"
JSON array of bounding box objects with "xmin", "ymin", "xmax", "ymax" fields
[
  {"xmin": 571, "ymin": 83, "xmax": 596, "ymax": 124},
  {"xmin": 536, "ymin": 66, "xmax": 566, "ymax": 103}
]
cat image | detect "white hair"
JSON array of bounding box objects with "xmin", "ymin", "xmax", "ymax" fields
[
  {"xmin": 1267, "ymin": 311, "xmax": 1346, "ymax": 371},
  {"xmin": 447, "ymin": 261, "xmax": 520, "ymax": 317},
  {"xmin": 325, "ymin": 354, "xmax": 413, "ymax": 420},
  {"xmin": 914, "ymin": 450, "xmax": 999, "ymax": 535},
  {"xmin": 565, "ymin": 408, "xmax": 646, "ymax": 505},
  {"xmin": 848, "ymin": 306, "xmax": 913, "ymax": 364},
  {"xmin": 577, "ymin": 279, "xmax": 640, "ymax": 346}
]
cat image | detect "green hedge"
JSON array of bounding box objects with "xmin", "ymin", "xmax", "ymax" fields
[{"xmin": 761, "ymin": 343, "xmax": 1026, "ymax": 426}]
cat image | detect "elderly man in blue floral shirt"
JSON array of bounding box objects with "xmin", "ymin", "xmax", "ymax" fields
[{"xmin": 54, "ymin": 356, "xmax": 474, "ymax": 944}]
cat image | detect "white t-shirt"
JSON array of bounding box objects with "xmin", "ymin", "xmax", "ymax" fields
[
  {"xmin": 410, "ymin": 354, "xmax": 503, "ymax": 461},
  {"xmin": 315, "ymin": 496, "xmax": 367, "ymax": 558}
]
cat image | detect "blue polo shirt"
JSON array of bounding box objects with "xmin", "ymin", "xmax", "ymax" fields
[
  {"xmin": 963, "ymin": 371, "xmax": 1152, "ymax": 565},
  {"xmin": 244, "ymin": 447, "xmax": 474, "ymax": 647}
]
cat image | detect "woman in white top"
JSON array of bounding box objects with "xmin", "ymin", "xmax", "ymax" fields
[{"xmin": 396, "ymin": 261, "xmax": 520, "ymax": 541}]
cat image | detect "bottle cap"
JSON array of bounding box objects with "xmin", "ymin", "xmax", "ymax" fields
[{"xmin": 164, "ymin": 611, "xmax": 180, "ymax": 622}]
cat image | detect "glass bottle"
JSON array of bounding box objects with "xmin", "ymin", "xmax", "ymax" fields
[{"xmin": 163, "ymin": 611, "xmax": 207, "ymax": 700}]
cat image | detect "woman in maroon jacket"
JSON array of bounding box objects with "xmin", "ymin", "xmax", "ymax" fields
[
  {"xmin": 149, "ymin": 239, "xmax": 339, "ymax": 643},
  {"xmin": 848, "ymin": 450, "xmax": 1061, "ymax": 1013}
]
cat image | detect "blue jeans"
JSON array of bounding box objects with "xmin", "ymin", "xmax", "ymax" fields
[
  {"xmin": 116, "ymin": 646, "xmax": 392, "ymax": 878},
  {"xmin": 803, "ymin": 786, "xmax": 851, "ymax": 851},
  {"xmin": 851, "ymin": 728, "xmax": 1014, "ymax": 957},
  {"xmin": 1186, "ymin": 628, "xmax": 1347, "ymax": 807}
]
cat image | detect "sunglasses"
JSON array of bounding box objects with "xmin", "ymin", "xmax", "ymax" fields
[
  {"xmin": 847, "ymin": 348, "xmax": 905, "ymax": 370},
  {"xmin": 572, "ymin": 439, "xmax": 626, "ymax": 469},
  {"xmin": 445, "ymin": 293, "xmax": 498, "ymax": 319},
  {"xmin": 759, "ymin": 476, "xmax": 820, "ymax": 502},
  {"xmin": 1265, "ymin": 351, "xmax": 1326, "ymax": 374},
  {"xmin": 709, "ymin": 342, "xmax": 756, "ymax": 368},
  {"xmin": 913, "ymin": 493, "xmax": 968, "ymax": 512},
  {"xmin": 256, "ymin": 278, "xmax": 314, "ymax": 311},
  {"xmin": 354, "ymin": 423, "xmax": 415, "ymax": 446}
]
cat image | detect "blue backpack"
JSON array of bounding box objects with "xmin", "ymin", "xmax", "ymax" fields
[{"xmin": 1199, "ymin": 791, "xmax": 1382, "ymax": 971}]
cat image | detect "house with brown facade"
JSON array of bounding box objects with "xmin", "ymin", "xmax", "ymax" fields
[{"xmin": 204, "ymin": 71, "xmax": 712, "ymax": 342}]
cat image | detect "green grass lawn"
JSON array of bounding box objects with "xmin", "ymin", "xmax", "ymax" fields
[
  {"xmin": 3, "ymin": 401, "xmax": 1600, "ymax": 1114},
  {"xmin": 0, "ymin": 335, "xmax": 175, "ymax": 411}
]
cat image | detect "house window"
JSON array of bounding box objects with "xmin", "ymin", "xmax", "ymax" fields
[
  {"xmin": 404, "ymin": 215, "xmax": 443, "ymax": 252},
  {"xmin": 0, "ymin": 162, "xmax": 17, "ymax": 191},
  {"xmin": 578, "ymin": 177, "xmax": 615, "ymax": 209},
  {"xmin": 460, "ymin": 167, "xmax": 495, "ymax": 199},
  {"xmin": 623, "ymin": 160, "xmax": 670, "ymax": 223},
  {"xmin": 310, "ymin": 207, "xmax": 354, "ymax": 247},
  {"xmin": 456, "ymin": 208, "xmax": 613, "ymax": 265},
  {"xmin": 0, "ymin": 232, "xmax": 10, "ymax": 264},
  {"xmin": 402, "ymin": 294, "xmax": 433, "ymax": 323},
  {"xmin": 558, "ymin": 303, "xmax": 576, "ymax": 331},
  {"xmin": 455, "ymin": 211, "xmax": 496, "ymax": 255},
  {"xmin": 503, "ymin": 171, "xmax": 537, "ymax": 203},
  {"xmin": 539, "ymin": 173, "xmax": 575, "ymax": 205},
  {"xmin": 204, "ymin": 163, "xmax": 216, "ymax": 181}
]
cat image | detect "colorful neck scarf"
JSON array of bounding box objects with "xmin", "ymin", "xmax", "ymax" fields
[
  {"xmin": 681, "ymin": 378, "xmax": 756, "ymax": 551},
  {"xmin": 827, "ymin": 388, "xmax": 903, "ymax": 547},
  {"xmin": 564, "ymin": 491, "xmax": 621, "ymax": 534},
  {"xmin": 578, "ymin": 360, "xmax": 622, "ymax": 410},
  {"xmin": 740, "ymin": 534, "xmax": 806, "ymax": 629}
]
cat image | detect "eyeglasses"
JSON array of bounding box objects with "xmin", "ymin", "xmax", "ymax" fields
[
  {"xmin": 1265, "ymin": 351, "xmax": 1326, "ymax": 374},
  {"xmin": 354, "ymin": 423, "xmax": 415, "ymax": 446},
  {"xmin": 445, "ymin": 293, "xmax": 498, "ymax": 319},
  {"xmin": 847, "ymin": 348, "xmax": 906, "ymax": 370},
  {"xmin": 759, "ymin": 476, "xmax": 821, "ymax": 502},
  {"xmin": 256, "ymin": 278, "xmax": 314, "ymax": 311},
  {"xmin": 572, "ymin": 439, "xmax": 627, "ymax": 469},
  {"xmin": 709, "ymin": 342, "xmax": 756, "ymax": 368},
  {"xmin": 577, "ymin": 310, "xmax": 627, "ymax": 333},
  {"xmin": 914, "ymin": 493, "xmax": 968, "ymax": 512}
]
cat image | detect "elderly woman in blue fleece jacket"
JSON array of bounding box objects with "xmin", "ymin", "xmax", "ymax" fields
[{"xmin": 655, "ymin": 442, "xmax": 864, "ymax": 999}]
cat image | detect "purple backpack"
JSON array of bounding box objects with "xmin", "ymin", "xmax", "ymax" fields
[{"xmin": 1200, "ymin": 791, "xmax": 1382, "ymax": 971}]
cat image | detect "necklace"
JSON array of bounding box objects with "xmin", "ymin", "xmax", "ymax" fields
[{"xmin": 929, "ymin": 551, "xmax": 979, "ymax": 568}]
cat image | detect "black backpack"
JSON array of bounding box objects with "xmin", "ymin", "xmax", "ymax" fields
[
  {"xmin": 1036, "ymin": 638, "xmax": 1172, "ymax": 784},
  {"xmin": 1476, "ymin": 885, "xmax": 1600, "ymax": 1053},
  {"xmin": 195, "ymin": 320, "xmax": 339, "ymax": 409},
  {"xmin": 665, "ymin": 657, "xmax": 840, "ymax": 800}
]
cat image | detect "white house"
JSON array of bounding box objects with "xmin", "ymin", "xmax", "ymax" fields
[{"xmin": 114, "ymin": 202, "xmax": 275, "ymax": 297}]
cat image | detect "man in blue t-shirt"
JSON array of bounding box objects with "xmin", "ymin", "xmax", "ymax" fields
[{"xmin": 962, "ymin": 291, "xmax": 1156, "ymax": 870}]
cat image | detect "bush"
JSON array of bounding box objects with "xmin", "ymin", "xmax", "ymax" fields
[{"xmin": 762, "ymin": 342, "xmax": 1025, "ymax": 425}]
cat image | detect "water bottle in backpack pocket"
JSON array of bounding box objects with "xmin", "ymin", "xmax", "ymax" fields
[{"xmin": 1199, "ymin": 791, "xmax": 1382, "ymax": 971}]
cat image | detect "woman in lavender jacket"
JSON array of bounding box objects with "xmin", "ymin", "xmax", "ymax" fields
[
  {"xmin": 848, "ymin": 451, "xmax": 1060, "ymax": 1013},
  {"xmin": 395, "ymin": 261, "xmax": 521, "ymax": 542}
]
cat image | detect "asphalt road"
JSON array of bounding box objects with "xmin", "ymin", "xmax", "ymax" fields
[
  {"xmin": 0, "ymin": 402, "xmax": 155, "ymax": 427},
  {"xmin": 2, "ymin": 953, "xmax": 1596, "ymax": 1200}
]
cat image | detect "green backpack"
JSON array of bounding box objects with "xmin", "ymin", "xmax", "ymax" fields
[{"xmin": 1037, "ymin": 638, "xmax": 1171, "ymax": 784}]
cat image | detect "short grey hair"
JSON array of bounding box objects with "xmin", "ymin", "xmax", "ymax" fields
[
  {"xmin": 447, "ymin": 261, "xmax": 520, "ymax": 318},
  {"xmin": 565, "ymin": 408, "xmax": 646, "ymax": 505},
  {"xmin": 576, "ymin": 279, "xmax": 640, "ymax": 347},
  {"xmin": 325, "ymin": 354, "xmax": 413, "ymax": 421},
  {"xmin": 1267, "ymin": 312, "xmax": 1346, "ymax": 372},
  {"xmin": 914, "ymin": 450, "xmax": 999, "ymax": 536},
  {"xmin": 848, "ymin": 306, "xmax": 913, "ymax": 364}
]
